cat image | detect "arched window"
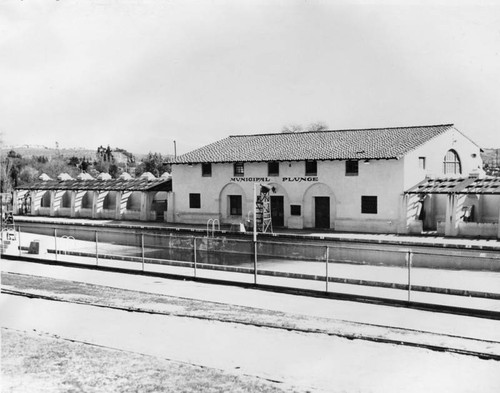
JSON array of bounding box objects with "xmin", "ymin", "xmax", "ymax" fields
[
  {"xmin": 443, "ymin": 149, "xmax": 462, "ymax": 175},
  {"xmin": 41, "ymin": 191, "xmax": 51, "ymax": 208}
]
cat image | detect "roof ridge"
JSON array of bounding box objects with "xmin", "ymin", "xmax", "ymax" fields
[{"xmin": 228, "ymin": 124, "xmax": 454, "ymax": 138}]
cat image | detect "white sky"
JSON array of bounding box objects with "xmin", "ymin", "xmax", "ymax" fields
[{"xmin": 1, "ymin": 0, "xmax": 500, "ymax": 155}]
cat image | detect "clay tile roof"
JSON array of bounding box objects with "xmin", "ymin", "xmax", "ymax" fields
[{"xmin": 174, "ymin": 124, "xmax": 456, "ymax": 164}]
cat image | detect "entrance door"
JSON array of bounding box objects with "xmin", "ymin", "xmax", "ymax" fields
[
  {"xmin": 271, "ymin": 196, "xmax": 284, "ymax": 227},
  {"xmin": 315, "ymin": 197, "xmax": 330, "ymax": 229}
]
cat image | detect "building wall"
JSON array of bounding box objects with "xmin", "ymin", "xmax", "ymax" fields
[
  {"xmin": 171, "ymin": 158, "xmax": 406, "ymax": 233},
  {"xmin": 403, "ymin": 128, "xmax": 483, "ymax": 190}
]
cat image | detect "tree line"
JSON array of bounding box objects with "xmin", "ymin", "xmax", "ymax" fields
[{"xmin": 0, "ymin": 146, "xmax": 171, "ymax": 194}]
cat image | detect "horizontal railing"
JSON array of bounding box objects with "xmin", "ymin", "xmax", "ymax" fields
[{"xmin": 3, "ymin": 225, "xmax": 500, "ymax": 313}]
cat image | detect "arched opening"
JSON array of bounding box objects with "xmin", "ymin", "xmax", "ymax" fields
[
  {"xmin": 126, "ymin": 191, "xmax": 142, "ymax": 211},
  {"xmin": 61, "ymin": 191, "xmax": 72, "ymax": 208},
  {"xmin": 103, "ymin": 191, "xmax": 117, "ymax": 210},
  {"xmin": 219, "ymin": 183, "xmax": 247, "ymax": 224},
  {"xmin": 302, "ymin": 183, "xmax": 336, "ymax": 229},
  {"xmin": 82, "ymin": 192, "xmax": 94, "ymax": 209},
  {"xmin": 443, "ymin": 149, "xmax": 462, "ymax": 175},
  {"xmin": 40, "ymin": 191, "xmax": 51, "ymax": 208}
]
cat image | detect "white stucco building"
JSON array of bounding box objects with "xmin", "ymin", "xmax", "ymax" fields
[{"xmin": 169, "ymin": 124, "xmax": 499, "ymax": 237}]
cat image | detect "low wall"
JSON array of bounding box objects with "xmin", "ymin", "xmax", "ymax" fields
[
  {"xmin": 122, "ymin": 210, "xmax": 141, "ymax": 220},
  {"xmin": 99, "ymin": 210, "xmax": 116, "ymax": 220},
  {"xmin": 78, "ymin": 208, "xmax": 93, "ymax": 218},
  {"xmin": 57, "ymin": 207, "xmax": 72, "ymax": 217},
  {"xmin": 457, "ymin": 222, "xmax": 498, "ymax": 239},
  {"xmin": 335, "ymin": 218, "xmax": 399, "ymax": 234},
  {"xmin": 407, "ymin": 220, "xmax": 423, "ymax": 234}
]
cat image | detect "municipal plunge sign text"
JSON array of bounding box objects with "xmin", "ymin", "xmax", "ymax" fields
[{"xmin": 230, "ymin": 177, "xmax": 319, "ymax": 182}]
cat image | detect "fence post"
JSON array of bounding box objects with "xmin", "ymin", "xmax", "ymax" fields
[
  {"xmin": 95, "ymin": 231, "xmax": 99, "ymax": 266},
  {"xmin": 18, "ymin": 226, "xmax": 21, "ymax": 256},
  {"xmin": 54, "ymin": 228, "xmax": 58, "ymax": 261},
  {"xmin": 141, "ymin": 233, "xmax": 145, "ymax": 271},
  {"xmin": 406, "ymin": 250, "xmax": 413, "ymax": 302},
  {"xmin": 193, "ymin": 237, "xmax": 197, "ymax": 278},
  {"xmin": 325, "ymin": 246, "xmax": 330, "ymax": 292},
  {"xmin": 254, "ymin": 239, "xmax": 258, "ymax": 285}
]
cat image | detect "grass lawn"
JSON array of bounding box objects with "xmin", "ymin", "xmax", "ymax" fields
[{"xmin": 2, "ymin": 328, "xmax": 306, "ymax": 393}]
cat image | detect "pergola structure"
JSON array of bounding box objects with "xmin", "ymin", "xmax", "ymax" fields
[
  {"xmin": 404, "ymin": 176, "xmax": 500, "ymax": 238},
  {"xmin": 14, "ymin": 173, "xmax": 172, "ymax": 222}
]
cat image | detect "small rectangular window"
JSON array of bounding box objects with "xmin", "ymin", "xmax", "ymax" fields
[
  {"xmin": 290, "ymin": 205, "xmax": 301, "ymax": 216},
  {"xmin": 202, "ymin": 163, "xmax": 212, "ymax": 177},
  {"xmin": 268, "ymin": 161, "xmax": 279, "ymax": 176},
  {"xmin": 305, "ymin": 160, "xmax": 317, "ymax": 176},
  {"xmin": 345, "ymin": 160, "xmax": 359, "ymax": 176},
  {"xmin": 189, "ymin": 193, "xmax": 201, "ymax": 209},
  {"xmin": 419, "ymin": 157, "xmax": 426, "ymax": 170},
  {"xmin": 229, "ymin": 195, "xmax": 242, "ymax": 216},
  {"xmin": 361, "ymin": 196, "xmax": 377, "ymax": 214},
  {"xmin": 233, "ymin": 162, "xmax": 244, "ymax": 177}
]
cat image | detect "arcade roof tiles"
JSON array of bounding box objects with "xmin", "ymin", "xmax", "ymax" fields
[
  {"xmin": 405, "ymin": 177, "xmax": 500, "ymax": 195},
  {"xmin": 16, "ymin": 178, "xmax": 171, "ymax": 192}
]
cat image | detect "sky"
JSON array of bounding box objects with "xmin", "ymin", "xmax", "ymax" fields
[{"xmin": 1, "ymin": 0, "xmax": 500, "ymax": 155}]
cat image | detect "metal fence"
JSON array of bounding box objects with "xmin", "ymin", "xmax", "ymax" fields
[{"xmin": 3, "ymin": 225, "xmax": 500, "ymax": 313}]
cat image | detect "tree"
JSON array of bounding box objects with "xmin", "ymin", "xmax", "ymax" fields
[
  {"xmin": 97, "ymin": 145, "xmax": 113, "ymax": 162},
  {"xmin": 136, "ymin": 152, "xmax": 169, "ymax": 177},
  {"xmin": 80, "ymin": 158, "xmax": 91, "ymax": 172},
  {"xmin": 43, "ymin": 157, "xmax": 80, "ymax": 180},
  {"xmin": 281, "ymin": 123, "xmax": 304, "ymax": 133},
  {"xmin": 68, "ymin": 156, "xmax": 80, "ymax": 167},
  {"xmin": 281, "ymin": 121, "xmax": 329, "ymax": 133},
  {"xmin": 18, "ymin": 166, "xmax": 39, "ymax": 185},
  {"xmin": 1, "ymin": 150, "xmax": 23, "ymax": 190},
  {"xmin": 306, "ymin": 121, "xmax": 329, "ymax": 131}
]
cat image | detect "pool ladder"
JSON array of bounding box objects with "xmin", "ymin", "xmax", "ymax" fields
[{"xmin": 206, "ymin": 218, "xmax": 220, "ymax": 237}]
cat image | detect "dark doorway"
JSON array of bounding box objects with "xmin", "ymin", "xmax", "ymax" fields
[
  {"xmin": 152, "ymin": 192, "xmax": 168, "ymax": 222},
  {"xmin": 315, "ymin": 197, "xmax": 330, "ymax": 229},
  {"xmin": 271, "ymin": 195, "xmax": 284, "ymax": 227},
  {"xmin": 153, "ymin": 201, "xmax": 167, "ymax": 221}
]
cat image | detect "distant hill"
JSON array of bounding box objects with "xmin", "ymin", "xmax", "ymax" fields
[{"xmin": 1, "ymin": 145, "xmax": 97, "ymax": 160}]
